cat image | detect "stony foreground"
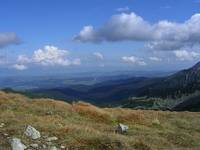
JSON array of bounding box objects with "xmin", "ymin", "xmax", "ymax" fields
[{"xmin": 0, "ymin": 91, "xmax": 200, "ymax": 150}]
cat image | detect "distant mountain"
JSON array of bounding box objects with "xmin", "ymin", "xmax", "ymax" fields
[
  {"xmin": 11, "ymin": 61, "xmax": 200, "ymax": 111},
  {"xmin": 137, "ymin": 61, "xmax": 200, "ymax": 98}
]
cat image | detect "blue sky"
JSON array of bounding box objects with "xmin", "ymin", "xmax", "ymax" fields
[{"xmin": 1, "ymin": 0, "xmax": 200, "ymax": 75}]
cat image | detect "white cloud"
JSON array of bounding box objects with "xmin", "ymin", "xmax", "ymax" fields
[
  {"xmin": 122, "ymin": 56, "xmax": 146, "ymax": 66},
  {"xmin": 173, "ymin": 50, "xmax": 200, "ymax": 61},
  {"xmin": 93, "ymin": 52, "xmax": 104, "ymax": 60},
  {"xmin": 16, "ymin": 45, "xmax": 81, "ymax": 68},
  {"xmin": 116, "ymin": 6, "xmax": 130, "ymax": 12},
  {"xmin": 32, "ymin": 45, "xmax": 72, "ymax": 66},
  {"xmin": 74, "ymin": 12, "xmax": 152, "ymax": 42},
  {"xmin": 0, "ymin": 32, "xmax": 20, "ymax": 48},
  {"xmin": 149, "ymin": 56, "xmax": 162, "ymax": 61},
  {"xmin": 13, "ymin": 64, "xmax": 27, "ymax": 70},
  {"xmin": 74, "ymin": 12, "xmax": 200, "ymax": 51},
  {"xmin": 74, "ymin": 26, "xmax": 98, "ymax": 42}
]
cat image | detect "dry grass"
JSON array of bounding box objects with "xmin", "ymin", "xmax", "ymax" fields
[{"xmin": 0, "ymin": 91, "xmax": 200, "ymax": 150}]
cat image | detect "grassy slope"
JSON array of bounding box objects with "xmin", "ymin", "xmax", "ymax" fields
[{"xmin": 0, "ymin": 91, "xmax": 200, "ymax": 150}]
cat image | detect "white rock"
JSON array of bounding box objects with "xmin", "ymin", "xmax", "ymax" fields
[
  {"xmin": 60, "ymin": 145, "xmax": 65, "ymax": 149},
  {"xmin": 116, "ymin": 123, "xmax": 129, "ymax": 133},
  {"xmin": 10, "ymin": 138, "xmax": 27, "ymax": 150},
  {"xmin": 24, "ymin": 125, "xmax": 41, "ymax": 140},
  {"xmin": 30, "ymin": 143, "xmax": 38, "ymax": 148},
  {"xmin": 0, "ymin": 123, "xmax": 5, "ymax": 128},
  {"xmin": 46, "ymin": 137, "xmax": 58, "ymax": 142}
]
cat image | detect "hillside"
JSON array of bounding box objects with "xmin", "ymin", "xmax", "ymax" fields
[
  {"xmin": 1, "ymin": 91, "xmax": 200, "ymax": 150},
  {"xmin": 21, "ymin": 61, "xmax": 200, "ymax": 110}
]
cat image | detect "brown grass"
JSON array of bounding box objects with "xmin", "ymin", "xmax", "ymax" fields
[{"xmin": 0, "ymin": 91, "xmax": 200, "ymax": 150}]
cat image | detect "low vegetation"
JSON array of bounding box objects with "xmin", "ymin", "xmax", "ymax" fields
[{"xmin": 0, "ymin": 91, "xmax": 200, "ymax": 149}]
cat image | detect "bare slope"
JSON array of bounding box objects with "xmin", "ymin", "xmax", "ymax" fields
[{"xmin": 0, "ymin": 91, "xmax": 200, "ymax": 150}]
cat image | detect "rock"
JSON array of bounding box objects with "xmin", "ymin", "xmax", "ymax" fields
[
  {"xmin": 50, "ymin": 146, "xmax": 57, "ymax": 150},
  {"xmin": 10, "ymin": 138, "xmax": 27, "ymax": 150},
  {"xmin": 60, "ymin": 145, "xmax": 65, "ymax": 149},
  {"xmin": 24, "ymin": 125, "xmax": 41, "ymax": 140},
  {"xmin": 46, "ymin": 111, "xmax": 53, "ymax": 115},
  {"xmin": 46, "ymin": 136, "xmax": 58, "ymax": 142},
  {"xmin": 0, "ymin": 123, "xmax": 5, "ymax": 128},
  {"xmin": 115, "ymin": 123, "xmax": 129, "ymax": 134},
  {"xmin": 30, "ymin": 143, "xmax": 39, "ymax": 148}
]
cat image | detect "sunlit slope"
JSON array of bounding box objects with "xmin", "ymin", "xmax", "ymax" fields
[{"xmin": 0, "ymin": 91, "xmax": 200, "ymax": 150}]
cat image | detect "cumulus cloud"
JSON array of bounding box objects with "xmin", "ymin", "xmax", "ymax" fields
[
  {"xmin": 93, "ymin": 52, "xmax": 104, "ymax": 60},
  {"xmin": 116, "ymin": 6, "xmax": 130, "ymax": 12},
  {"xmin": 122, "ymin": 56, "xmax": 146, "ymax": 66},
  {"xmin": 173, "ymin": 50, "xmax": 200, "ymax": 61},
  {"xmin": 149, "ymin": 56, "xmax": 162, "ymax": 61},
  {"xmin": 74, "ymin": 12, "xmax": 200, "ymax": 51},
  {"xmin": 32, "ymin": 45, "xmax": 72, "ymax": 66},
  {"xmin": 13, "ymin": 64, "xmax": 27, "ymax": 70},
  {"xmin": 0, "ymin": 32, "xmax": 20, "ymax": 48},
  {"xmin": 16, "ymin": 45, "xmax": 81, "ymax": 68},
  {"xmin": 74, "ymin": 12, "xmax": 152, "ymax": 42}
]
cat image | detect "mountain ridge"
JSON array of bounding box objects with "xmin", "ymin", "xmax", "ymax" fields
[{"xmin": 6, "ymin": 61, "xmax": 200, "ymax": 111}]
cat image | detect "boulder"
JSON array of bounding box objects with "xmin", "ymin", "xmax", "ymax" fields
[
  {"xmin": 24, "ymin": 125, "xmax": 41, "ymax": 140},
  {"xmin": 10, "ymin": 138, "xmax": 27, "ymax": 150},
  {"xmin": 115, "ymin": 123, "xmax": 129, "ymax": 134}
]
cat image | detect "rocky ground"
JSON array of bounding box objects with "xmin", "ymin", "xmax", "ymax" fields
[{"xmin": 0, "ymin": 91, "xmax": 200, "ymax": 150}]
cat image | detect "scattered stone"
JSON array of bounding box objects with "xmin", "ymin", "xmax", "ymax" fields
[
  {"xmin": 115, "ymin": 123, "xmax": 129, "ymax": 134},
  {"xmin": 46, "ymin": 111, "xmax": 53, "ymax": 115},
  {"xmin": 60, "ymin": 145, "xmax": 65, "ymax": 149},
  {"xmin": 46, "ymin": 136, "xmax": 58, "ymax": 142},
  {"xmin": 24, "ymin": 125, "xmax": 41, "ymax": 140},
  {"xmin": 0, "ymin": 123, "xmax": 5, "ymax": 128},
  {"xmin": 50, "ymin": 146, "xmax": 57, "ymax": 150},
  {"xmin": 4, "ymin": 133, "xmax": 8, "ymax": 136},
  {"xmin": 30, "ymin": 143, "xmax": 39, "ymax": 148},
  {"xmin": 10, "ymin": 138, "xmax": 27, "ymax": 150}
]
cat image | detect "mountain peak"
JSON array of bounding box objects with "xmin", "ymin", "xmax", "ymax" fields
[{"xmin": 191, "ymin": 61, "xmax": 200, "ymax": 70}]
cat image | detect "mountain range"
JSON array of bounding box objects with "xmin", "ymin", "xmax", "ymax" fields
[{"xmin": 4, "ymin": 61, "xmax": 200, "ymax": 111}]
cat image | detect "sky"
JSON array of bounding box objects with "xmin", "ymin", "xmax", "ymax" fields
[{"xmin": 1, "ymin": 0, "xmax": 200, "ymax": 76}]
